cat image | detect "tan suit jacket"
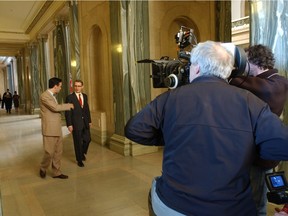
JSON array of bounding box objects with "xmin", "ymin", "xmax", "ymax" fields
[{"xmin": 40, "ymin": 90, "xmax": 71, "ymax": 136}]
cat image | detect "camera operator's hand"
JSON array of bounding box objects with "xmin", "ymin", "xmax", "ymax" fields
[
  {"xmin": 274, "ymin": 212, "xmax": 288, "ymax": 216},
  {"xmin": 274, "ymin": 205, "xmax": 288, "ymax": 215}
]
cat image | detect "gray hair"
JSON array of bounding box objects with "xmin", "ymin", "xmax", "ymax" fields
[{"xmin": 190, "ymin": 41, "xmax": 234, "ymax": 79}]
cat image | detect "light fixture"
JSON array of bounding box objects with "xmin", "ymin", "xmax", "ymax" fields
[{"xmin": 71, "ymin": 60, "xmax": 76, "ymax": 67}]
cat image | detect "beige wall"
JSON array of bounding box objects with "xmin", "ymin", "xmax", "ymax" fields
[
  {"xmin": 149, "ymin": 1, "xmax": 216, "ymax": 99},
  {"xmin": 78, "ymin": 1, "xmax": 114, "ymax": 140}
]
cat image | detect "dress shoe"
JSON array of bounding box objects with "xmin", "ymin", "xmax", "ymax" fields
[
  {"xmin": 40, "ymin": 169, "xmax": 46, "ymax": 178},
  {"xmin": 53, "ymin": 174, "xmax": 68, "ymax": 179},
  {"xmin": 77, "ymin": 161, "xmax": 84, "ymax": 167}
]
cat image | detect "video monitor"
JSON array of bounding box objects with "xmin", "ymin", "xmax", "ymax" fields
[{"xmin": 265, "ymin": 172, "xmax": 288, "ymax": 192}]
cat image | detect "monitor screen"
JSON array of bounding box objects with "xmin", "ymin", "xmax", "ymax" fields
[
  {"xmin": 266, "ymin": 172, "xmax": 288, "ymax": 192},
  {"xmin": 270, "ymin": 175, "xmax": 285, "ymax": 188}
]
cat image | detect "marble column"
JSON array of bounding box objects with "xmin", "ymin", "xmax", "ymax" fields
[
  {"xmin": 53, "ymin": 20, "xmax": 70, "ymax": 103},
  {"xmin": 8, "ymin": 60, "xmax": 14, "ymax": 91},
  {"xmin": 23, "ymin": 45, "xmax": 33, "ymax": 113},
  {"xmin": 109, "ymin": 1, "xmax": 156, "ymax": 156},
  {"xmin": 250, "ymin": 0, "xmax": 288, "ymax": 124},
  {"xmin": 68, "ymin": 0, "xmax": 81, "ymax": 83},
  {"xmin": 16, "ymin": 53, "xmax": 24, "ymax": 108},
  {"xmin": 29, "ymin": 42, "xmax": 40, "ymax": 113},
  {"xmin": 38, "ymin": 35, "xmax": 48, "ymax": 93}
]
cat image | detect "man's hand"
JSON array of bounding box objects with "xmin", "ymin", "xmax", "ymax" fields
[
  {"xmin": 68, "ymin": 126, "xmax": 73, "ymax": 133},
  {"xmin": 274, "ymin": 212, "xmax": 288, "ymax": 216},
  {"xmin": 274, "ymin": 206, "xmax": 288, "ymax": 216}
]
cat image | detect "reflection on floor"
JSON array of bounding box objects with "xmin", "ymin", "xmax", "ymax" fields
[{"xmin": 0, "ymin": 109, "xmax": 283, "ymax": 216}]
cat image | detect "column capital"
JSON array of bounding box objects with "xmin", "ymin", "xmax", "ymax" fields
[{"xmin": 37, "ymin": 34, "xmax": 48, "ymax": 42}]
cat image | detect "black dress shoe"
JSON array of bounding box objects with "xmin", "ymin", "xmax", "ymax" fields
[
  {"xmin": 40, "ymin": 169, "xmax": 46, "ymax": 178},
  {"xmin": 53, "ymin": 174, "xmax": 68, "ymax": 179},
  {"xmin": 77, "ymin": 161, "xmax": 84, "ymax": 167}
]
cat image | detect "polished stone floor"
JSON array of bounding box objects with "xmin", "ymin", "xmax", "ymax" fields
[
  {"xmin": 0, "ymin": 108, "xmax": 283, "ymax": 216},
  {"xmin": 0, "ymin": 109, "xmax": 162, "ymax": 216}
]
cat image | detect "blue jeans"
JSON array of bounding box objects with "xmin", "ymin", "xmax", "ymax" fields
[
  {"xmin": 151, "ymin": 177, "xmax": 185, "ymax": 216},
  {"xmin": 250, "ymin": 166, "xmax": 271, "ymax": 216}
]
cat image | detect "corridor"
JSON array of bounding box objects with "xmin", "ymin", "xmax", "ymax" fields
[{"xmin": 0, "ymin": 109, "xmax": 162, "ymax": 216}]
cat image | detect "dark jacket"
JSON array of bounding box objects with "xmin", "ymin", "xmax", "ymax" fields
[
  {"xmin": 125, "ymin": 76, "xmax": 288, "ymax": 216},
  {"xmin": 230, "ymin": 69, "xmax": 288, "ymax": 168},
  {"xmin": 230, "ymin": 69, "xmax": 288, "ymax": 117},
  {"xmin": 2, "ymin": 92, "xmax": 12, "ymax": 109},
  {"xmin": 65, "ymin": 92, "xmax": 91, "ymax": 130}
]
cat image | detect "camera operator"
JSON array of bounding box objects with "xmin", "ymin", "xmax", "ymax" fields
[
  {"xmin": 125, "ymin": 41, "xmax": 288, "ymax": 216},
  {"xmin": 230, "ymin": 44, "xmax": 288, "ymax": 216}
]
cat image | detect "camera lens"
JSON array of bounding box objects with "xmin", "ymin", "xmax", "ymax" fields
[{"xmin": 164, "ymin": 74, "xmax": 179, "ymax": 89}]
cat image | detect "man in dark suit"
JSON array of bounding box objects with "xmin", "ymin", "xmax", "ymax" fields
[
  {"xmin": 2, "ymin": 89, "xmax": 13, "ymax": 113},
  {"xmin": 65, "ymin": 80, "xmax": 92, "ymax": 167},
  {"xmin": 40, "ymin": 77, "xmax": 74, "ymax": 179}
]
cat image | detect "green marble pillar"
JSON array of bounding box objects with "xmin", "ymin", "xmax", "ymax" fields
[
  {"xmin": 30, "ymin": 43, "xmax": 40, "ymax": 112},
  {"xmin": 53, "ymin": 20, "xmax": 70, "ymax": 103},
  {"xmin": 110, "ymin": 0, "xmax": 150, "ymax": 135},
  {"xmin": 109, "ymin": 0, "xmax": 153, "ymax": 155},
  {"xmin": 38, "ymin": 35, "xmax": 48, "ymax": 93},
  {"xmin": 68, "ymin": 0, "xmax": 81, "ymax": 82},
  {"xmin": 16, "ymin": 54, "xmax": 24, "ymax": 108}
]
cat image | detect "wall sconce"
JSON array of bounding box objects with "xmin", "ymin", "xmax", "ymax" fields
[
  {"xmin": 116, "ymin": 44, "xmax": 122, "ymax": 53},
  {"xmin": 71, "ymin": 60, "xmax": 77, "ymax": 67}
]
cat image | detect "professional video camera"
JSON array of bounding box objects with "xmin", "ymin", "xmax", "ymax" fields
[
  {"xmin": 265, "ymin": 171, "xmax": 288, "ymax": 204},
  {"xmin": 138, "ymin": 26, "xmax": 196, "ymax": 89},
  {"xmin": 137, "ymin": 26, "xmax": 247, "ymax": 89}
]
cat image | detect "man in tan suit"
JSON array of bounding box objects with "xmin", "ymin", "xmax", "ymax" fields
[{"xmin": 39, "ymin": 77, "xmax": 74, "ymax": 179}]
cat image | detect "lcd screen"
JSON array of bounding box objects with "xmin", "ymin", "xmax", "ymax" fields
[{"xmin": 270, "ymin": 175, "xmax": 285, "ymax": 188}]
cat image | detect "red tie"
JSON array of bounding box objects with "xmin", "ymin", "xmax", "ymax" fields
[{"xmin": 78, "ymin": 94, "xmax": 82, "ymax": 106}]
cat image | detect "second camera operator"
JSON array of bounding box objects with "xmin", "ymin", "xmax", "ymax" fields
[{"xmin": 230, "ymin": 44, "xmax": 288, "ymax": 216}]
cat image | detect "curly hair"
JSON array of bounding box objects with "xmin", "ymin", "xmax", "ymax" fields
[{"xmin": 245, "ymin": 44, "xmax": 275, "ymax": 69}]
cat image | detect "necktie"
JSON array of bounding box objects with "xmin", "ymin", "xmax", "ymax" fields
[{"xmin": 78, "ymin": 94, "xmax": 82, "ymax": 106}]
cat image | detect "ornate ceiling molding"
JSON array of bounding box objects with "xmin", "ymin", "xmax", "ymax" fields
[{"xmin": 25, "ymin": 0, "xmax": 54, "ymax": 34}]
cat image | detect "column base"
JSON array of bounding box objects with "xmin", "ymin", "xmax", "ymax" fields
[
  {"xmin": 109, "ymin": 134, "xmax": 131, "ymax": 156},
  {"xmin": 109, "ymin": 133, "xmax": 159, "ymax": 156},
  {"xmin": 130, "ymin": 142, "xmax": 158, "ymax": 156}
]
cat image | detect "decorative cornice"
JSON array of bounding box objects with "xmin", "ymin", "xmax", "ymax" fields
[
  {"xmin": 25, "ymin": 0, "xmax": 54, "ymax": 34},
  {"xmin": 232, "ymin": 16, "xmax": 250, "ymax": 30}
]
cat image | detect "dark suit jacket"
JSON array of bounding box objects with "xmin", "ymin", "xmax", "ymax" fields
[{"xmin": 65, "ymin": 92, "xmax": 91, "ymax": 130}]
